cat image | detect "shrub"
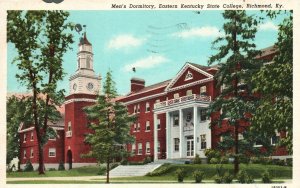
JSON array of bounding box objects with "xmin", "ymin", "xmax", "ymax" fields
[
  {"xmin": 286, "ymin": 158, "xmax": 292, "ymax": 166},
  {"xmin": 239, "ymin": 155, "xmax": 250, "ymax": 164},
  {"xmin": 223, "ymin": 171, "xmax": 233, "ymax": 183},
  {"xmin": 192, "ymin": 170, "xmax": 204, "ymax": 183},
  {"xmin": 97, "ymin": 166, "xmax": 106, "ymax": 175},
  {"xmin": 24, "ymin": 160, "xmax": 34, "ymax": 172},
  {"xmin": 193, "ymin": 154, "xmax": 202, "ymax": 164},
  {"xmin": 214, "ymin": 175, "xmax": 223, "ymax": 183},
  {"xmin": 210, "ymin": 157, "xmax": 219, "ymax": 164},
  {"xmin": 175, "ymin": 168, "xmax": 185, "ymax": 182},
  {"xmin": 110, "ymin": 163, "xmax": 119, "ymax": 170},
  {"xmin": 273, "ymin": 159, "xmax": 285, "ymax": 166},
  {"xmin": 48, "ymin": 168, "xmax": 56, "ymax": 171},
  {"xmin": 58, "ymin": 162, "xmax": 65, "ymax": 171},
  {"xmin": 237, "ymin": 170, "xmax": 254, "ymax": 183},
  {"xmin": 143, "ymin": 156, "xmax": 152, "ymax": 164},
  {"xmin": 120, "ymin": 159, "xmax": 128, "ymax": 165},
  {"xmin": 262, "ymin": 170, "xmax": 272, "ymax": 183},
  {"xmin": 220, "ymin": 156, "xmax": 229, "ymax": 164},
  {"xmin": 250, "ymin": 157, "xmax": 260, "ymax": 164},
  {"xmin": 205, "ymin": 149, "xmax": 221, "ymax": 163}
]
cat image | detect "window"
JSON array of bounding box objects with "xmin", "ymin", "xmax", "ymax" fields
[
  {"xmin": 238, "ymin": 133, "xmax": 244, "ymax": 140},
  {"xmin": 254, "ymin": 140, "xmax": 263, "ymax": 147},
  {"xmin": 137, "ymin": 104, "xmax": 140, "ymax": 113},
  {"xmin": 200, "ymin": 86, "xmax": 207, "ymax": 96},
  {"xmin": 68, "ymin": 121, "xmax": 72, "ymax": 131},
  {"xmin": 30, "ymin": 148, "xmax": 34, "ymax": 158},
  {"xmin": 186, "ymin": 89, "xmax": 193, "ymax": 96},
  {"xmin": 271, "ymin": 131, "xmax": 280, "ymax": 145},
  {"xmin": 173, "ymin": 115, "xmax": 179, "ymax": 126},
  {"xmin": 155, "ymin": 99, "xmax": 160, "ymax": 103},
  {"xmin": 137, "ymin": 123, "xmax": 140, "ymax": 132},
  {"xmin": 133, "ymin": 124, "xmax": 137, "ymax": 132},
  {"xmin": 174, "ymin": 138, "xmax": 180, "ymax": 151},
  {"xmin": 174, "ymin": 93, "xmax": 180, "ymax": 99},
  {"xmin": 157, "ymin": 141, "xmax": 161, "ymax": 153},
  {"xmin": 200, "ymin": 134, "xmax": 207, "ymax": 149},
  {"xmin": 138, "ymin": 143, "xmax": 142, "ymax": 155},
  {"xmin": 146, "ymin": 102, "xmax": 150, "ymax": 112},
  {"xmin": 49, "ymin": 148, "xmax": 56, "ymax": 157},
  {"xmin": 200, "ymin": 109, "xmax": 208, "ymax": 121},
  {"xmin": 23, "ymin": 133, "xmax": 27, "ymax": 143},
  {"xmin": 23, "ymin": 150, "xmax": 27, "ymax": 159},
  {"xmin": 134, "ymin": 105, "xmax": 137, "ymax": 114},
  {"xmin": 30, "ymin": 131, "xmax": 34, "ymax": 141},
  {"xmin": 220, "ymin": 136, "xmax": 223, "ymax": 142},
  {"xmin": 157, "ymin": 119, "xmax": 161, "ymax": 130},
  {"xmin": 132, "ymin": 143, "xmax": 136, "ymax": 154},
  {"xmin": 145, "ymin": 121, "xmax": 151, "ymax": 132},
  {"xmin": 146, "ymin": 142, "xmax": 150, "ymax": 154}
]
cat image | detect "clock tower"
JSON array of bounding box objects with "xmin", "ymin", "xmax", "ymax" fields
[
  {"xmin": 64, "ymin": 32, "xmax": 100, "ymax": 169},
  {"xmin": 69, "ymin": 32, "xmax": 101, "ymax": 95}
]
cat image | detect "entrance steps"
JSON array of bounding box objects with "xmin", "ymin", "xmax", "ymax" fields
[{"xmin": 109, "ymin": 163, "xmax": 162, "ymax": 177}]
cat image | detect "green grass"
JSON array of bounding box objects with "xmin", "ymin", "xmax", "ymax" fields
[{"xmin": 7, "ymin": 165, "xmax": 103, "ymax": 178}]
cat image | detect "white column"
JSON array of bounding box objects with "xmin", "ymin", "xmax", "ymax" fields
[
  {"xmin": 193, "ymin": 106, "xmax": 197, "ymax": 157},
  {"xmin": 179, "ymin": 109, "xmax": 184, "ymax": 158},
  {"xmin": 166, "ymin": 112, "xmax": 171, "ymax": 159},
  {"xmin": 154, "ymin": 113, "xmax": 158, "ymax": 160}
]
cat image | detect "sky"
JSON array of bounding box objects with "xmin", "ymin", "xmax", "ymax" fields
[{"xmin": 7, "ymin": 10, "xmax": 285, "ymax": 95}]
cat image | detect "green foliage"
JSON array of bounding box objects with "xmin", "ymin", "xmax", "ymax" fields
[
  {"xmin": 58, "ymin": 162, "xmax": 65, "ymax": 171},
  {"xmin": 7, "ymin": 10, "xmax": 74, "ymax": 174},
  {"xmin": 48, "ymin": 168, "xmax": 56, "ymax": 171},
  {"xmin": 251, "ymin": 11, "xmax": 293, "ymax": 154},
  {"xmin": 237, "ymin": 170, "xmax": 254, "ymax": 183},
  {"xmin": 193, "ymin": 154, "xmax": 202, "ymax": 164},
  {"xmin": 286, "ymin": 158, "xmax": 292, "ymax": 167},
  {"xmin": 214, "ymin": 175, "xmax": 223, "ymax": 183},
  {"xmin": 83, "ymin": 70, "xmax": 136, "ymax": 183},
  {"xmin": 210, "ymin": 158, "xmax": 220, "ymax": 164},
  {"xmin": 120, "ymin": 159, "xmax": 128, "ymax": 165},
  {"xmin": 261, "ymin": 170, "xmax": 272, "ymax": 183},
  {"xmin": 175, "ymin": 168, "xmax": 185, "ymax": 182},
  {"xmin": 24, "ymin": 160, "xmax": 34, "ymax": 172},
  {"xmin": 192, "ymin": 170, "xmax": 204, "ymax": 183},
  {"xmin": 204, "ymin": 149, "xmax": 221, "ymax": 163},
  {"xmin": 208, "ymin": 10, "xmax": 263, "ymax": 175},
  {"xmin": 223, "ymin": 171, "xmax": 233, "ymax": 183}
]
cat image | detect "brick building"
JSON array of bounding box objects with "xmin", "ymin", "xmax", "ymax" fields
[{"xmin": 18, "ymin": 34, "xmax": 289, "ymax": 170}]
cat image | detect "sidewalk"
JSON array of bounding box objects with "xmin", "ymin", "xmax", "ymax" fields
[{"xmin": 6, "ymin": 176, "xmax": 106, "ymax": 182}]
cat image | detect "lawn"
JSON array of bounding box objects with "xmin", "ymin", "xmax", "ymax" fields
[{"xmin": 7, "ymin": 165, "xmax": 103, "ymax": 178}]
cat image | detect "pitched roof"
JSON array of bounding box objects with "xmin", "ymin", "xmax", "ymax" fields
[
  {"xmin": 128, "ymin": 79, "xmax": 171, "ymax": 96},
  {"xmin": 258, "ymin": 45, "xmax": 277, "ymax": 57},
  {"xmin": 188, "ymin": 62, "xmax": 219, "ymax": 70},
  {"xmin": 79, "ymin": 32, "xmax": 92, "ymax": 46}
]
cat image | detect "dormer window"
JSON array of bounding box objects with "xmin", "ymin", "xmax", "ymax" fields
[{"xmin": 185, "ymin": 70, "xmax": 193, "ymax": 81}]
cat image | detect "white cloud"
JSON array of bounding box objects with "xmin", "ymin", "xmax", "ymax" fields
[
  {"xmin": 172, "ymin": 26, "xmax": 224, "ymax": 38},
  {"xmin": 258, "ymin": 21, "xmax": 278, "ymax": 31},
  {"xmin": 107, "ymin": 34, "xmax": 146, "ymax": 50},
  {"xmin": 124, "ymin": 55, "xmax": 169, "ymax": 72}
]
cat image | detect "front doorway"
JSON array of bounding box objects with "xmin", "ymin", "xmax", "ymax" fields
[
  {"xmin": 67, "ymin": 150, "xmax": 72, "ymax": 170},
  {"xmin": 186, "ymin": 136, "xmax": 194, "ymax": 157}
]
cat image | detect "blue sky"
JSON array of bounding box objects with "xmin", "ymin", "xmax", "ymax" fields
[{"xmin": 7, "ymin": 10, "xmax": 284, "ymax": 95}]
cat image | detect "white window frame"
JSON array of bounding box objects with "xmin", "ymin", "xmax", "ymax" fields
[
  {"xmin": 157, "ymin": 141, "xmax": 161, "ymax": 153},
  {"xmin": 200, "ymin": 134, "xmax": 207, "ymax": 150},
  {"xmin": 49, "ymin": 148, "xmax": 56, "ymax": 157},
  {"xmin": 137, "ymin": 123, "xmax": 140, "ymax": 132},
  {"xmin": 30, "ymin": 148, "xmax": 34, "ymax": 158},
  {"xmin": 200, "ymin": 109, "xmax": 208, "ymax": 122},
  {"xmin": 200, "ymin": 86, "xmax": 207, "ymax": 96},
  {"xmin": 138, "ymin": 143, "xmax": 142, "ymax": 155},
  {"xmin": 146, "ymin": 142, "xmax": 151, "ymax": 155},
  {"xmin": 134, "ymin": 105, "xmax": 137, "ymax": 114},
  {"xmin": 133, "ymin": 124, "xmax": 137, "ymax": 132},
  {"xmin": 30, "ymin": 131, "xmax": 34, "ymax": 141},
  {"xmin": 146, "ymin": 102, "xmax": 150, "ymax": 112},
  {"xmin": 68, "ymin": 121, "xmax": 72, "ymax": 131},
  {"xmin": 23, "ymin": 150, "xmax": 27, "ymax": 159},
  {"xmin": 157, "ymin": 119, "xmax": 161, "ymax": 130},
  {"xmin": 186, "ymin": 89, "xmax": 193, "ymax": 96},
  {"xmin": 23, "ymin": 133, "xmax": 27, "ymax": 143},
  {"xmin": 174, "ymin": 93, "xmax": 180, "ymax": 99},
  {"xmin": 173, "ymin": 115, "xmax": 179, "ymax": 127},
  {"xmin": 271, "ymin": 131, "xmax": 281, "ymax": 146},
  {"xmin": 174, "ymin": 138, "xmax": 180, "ymax": 152},
  {"xmin": 132, "ymin": 143, "xmax": 136, "ymax": 154},
  {"xmin": 145, "ymin": 121, "xmax": 151, "ymax": 132},
  {"xmin": 238, "ymin": 133, "xmax": 244, "ymax": 140},
  {"xmin": 137, "ymin": 104, "xmax": 140, "ymax": 113}
]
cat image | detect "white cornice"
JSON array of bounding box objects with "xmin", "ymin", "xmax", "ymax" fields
[
  {"xmin": 168, "ymin": 77, "xmax": 213, "ymax": 92},
  {"xmin": 122, "ymin": 92, "xmax": 166, "ymax": 106},
  {"xmin": 64, "ymin": 98, "xmax": 97, "ymax": 105}
]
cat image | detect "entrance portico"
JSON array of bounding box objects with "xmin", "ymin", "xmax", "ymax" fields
[{"xmin": 153, "ymin": 94, "xmax": 211, "ymax": 160}]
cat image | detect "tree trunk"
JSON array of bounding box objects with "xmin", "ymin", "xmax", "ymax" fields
[
  {"xmin": 37, "ymin": 134, "xmax": 45, "ymax": 175},
  {"xmin": 106, "ymin": 157, "xmax": 110, "ymax": 183}
]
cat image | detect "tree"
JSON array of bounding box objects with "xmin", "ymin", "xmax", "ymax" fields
[
  {"xmin": 7, "ymin": 11, "xmax": 74, "ymax": 174},
  {"xmin": 208, "ymin": 10, "xmax": 263, "ymax": 175},
  {"xmin": 251, "ymin": 11, "xmax": 293, "ymax": 154},
  {"xmin": 83, "ymin": 70, "xmax": 135, "ymax": 183}
]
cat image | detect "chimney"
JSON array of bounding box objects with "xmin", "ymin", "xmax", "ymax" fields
[{"xmin": 131, "ymin": 77, "xmax": 145, "ymax": 92}]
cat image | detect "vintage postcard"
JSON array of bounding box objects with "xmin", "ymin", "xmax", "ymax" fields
[{"xmin": 1, "ymin": 0, "xmax": 299, "ymax": 187}]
